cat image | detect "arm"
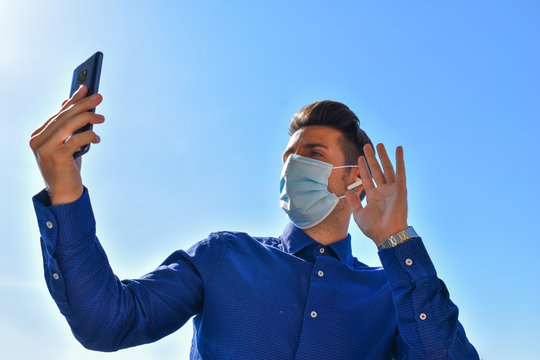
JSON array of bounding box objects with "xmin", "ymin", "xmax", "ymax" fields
[
  {"xmin": 29, "ymin": 88, "xmax": 213, "ymax": 351},
  {"xmin": 379, "ymin": 236, "xmax": 478, "ymax": 359},
  {"xmin": 32, "ymin": 187, "xmax": 222, "ymax": 351},
  {"xmin": 345, "ymin": 143, "xmax": 479, "ymax": 359}
]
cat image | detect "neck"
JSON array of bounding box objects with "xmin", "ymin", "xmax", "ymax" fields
[{"xmin": 301, "ymin": 213, "xmax": 351, "ymax": 245}]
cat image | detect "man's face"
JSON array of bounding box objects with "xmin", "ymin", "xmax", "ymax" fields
[{"xmin": 282, "ymin": 125, "xmax": 358, "ymax": 198}]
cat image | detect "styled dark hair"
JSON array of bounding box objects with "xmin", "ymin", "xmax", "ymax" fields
[{"xmin": 289, "ymin": 100, "xmax": 373, "ymax": 166}]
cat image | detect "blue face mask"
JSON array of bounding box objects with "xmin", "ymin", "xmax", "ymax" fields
[{"xmin": 279, "ymin": 154, "xmax": 362, "ymax": 229}]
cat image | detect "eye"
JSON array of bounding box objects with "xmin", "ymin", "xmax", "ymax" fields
[{"xmin": 310, "ymin": 151, "xmax": 323, "ymax": 158}]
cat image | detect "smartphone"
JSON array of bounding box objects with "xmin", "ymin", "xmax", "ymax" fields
[{"xmin": 69, "ymin": 51, "xmax": 103, "ymax": 158}]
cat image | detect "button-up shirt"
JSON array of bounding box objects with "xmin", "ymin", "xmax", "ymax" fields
[{"xmin": 32, "ymin": 187, "xmax": 479, "ymax": 359}]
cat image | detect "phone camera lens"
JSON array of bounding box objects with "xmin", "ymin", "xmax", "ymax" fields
[{"xmin": 78, "ymin": 70, "xmax": 87, "ymax": 84}]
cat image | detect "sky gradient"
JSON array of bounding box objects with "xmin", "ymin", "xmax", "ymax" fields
[{"xmin": 1, "ymin": 1, "xmax": 539, "ymax": 359}]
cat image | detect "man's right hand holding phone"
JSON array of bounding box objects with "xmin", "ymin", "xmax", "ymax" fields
[{"xmin": 29, "ymin": 85, "xmax": 104, "ymax": 206}]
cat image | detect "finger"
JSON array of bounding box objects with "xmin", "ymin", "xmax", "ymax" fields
[
  {"xmin": 376, "ymin": 143, "xmax": 396, "ymax": 183},
  {"xmin": 61, "ymin": 130, "xmax": 101, "ymax": 156},
  {"xmin": 58, "ymin": 92, "xmax": 102, "ymax": 121},
  {"xmin": 61, "ymin": 84, "xmax": 88, "ymax": 110},
  {"xmin": 358, "ymin": 155, "xmax": 375, "ymax": 192},
  {"xmin": 75, "ymin": 156, "xmax": 82, "ymax": 169},
  {"xmin": 31, "ymin": 111, "xmax": 60, "ymax": 138},
  {"xmin": 50, "ymin": 112, "xmax": 105, "ymax": 145},
  {"xmin": 395, "ymin": 146, "xmax": 406, "ymax": 183},
  {"xmin": 364, "ymin": 144, "xmax": 386, "ymax": 186},
  {"xmin": 345, "ymin": 189, "xmax": 363, "ymax": 213},
  {"xmin": 41, "ymin": 93, "xmax": 103, "ymax": 140},
  {"xmin": 31, "ymin": 120, "xmax": 52, "ymax": 138},
  {"xmin": 30, "ymin": 86, "xmax": 90, "ymax": 139},
  {"xmin": 30, "ymin": 115, "xmax": 61, "ymax": 150},
  {"xmin": 31, "ymin": 109, "xmax": 104, "ymax": 151}
]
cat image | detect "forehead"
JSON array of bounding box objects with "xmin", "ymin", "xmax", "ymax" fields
[{"xmin": 286, "ymin": 125, "xmax": 343, "ymax": 149}]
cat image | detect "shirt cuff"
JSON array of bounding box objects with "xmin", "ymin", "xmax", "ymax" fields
[
  {"xmin": 377, "ymin": 237, "xmax": 437, "ymax": 288},
  {"xmin": 32, "ymin": 186, "xmax": 96, "ymax": 256}
]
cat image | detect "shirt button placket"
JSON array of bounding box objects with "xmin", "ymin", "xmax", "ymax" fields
[{"xmin": 310, "ymin": 248, "xmax": 325, "ymax": 322}]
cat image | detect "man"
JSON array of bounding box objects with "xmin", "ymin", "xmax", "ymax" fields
[{"xmin": 30, "ymin": 85, "xmax": 479, "ymax": 359}]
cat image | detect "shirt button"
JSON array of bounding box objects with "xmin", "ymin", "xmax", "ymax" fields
[
  {"xmin": 310, "ymin": 311, "xmax": 318, "ymax": 318},
  {"xmin": 419, "ymin": 313, "xmax": 427, "ymax": 320},
  {"xmin": 405, "ymin": 258, "xmax": 413, "ymax": 266},
  {"xmin": 317, "ymin": 270, "xmax": 324, "ymax": 277},
  {"xmin": 319, "ymin": 248, "xmax": 325, "ymax": 254},
  {"xmin": 46, "ymin": 221, "xmax": 54, "ymax": 229},
  {"xmin": 52, "ymin": 273, "xmax": 59, "ymax": 280}
]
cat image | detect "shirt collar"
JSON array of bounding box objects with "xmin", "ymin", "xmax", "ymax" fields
[{"xmin": 279, "ymin": 222, "xmax": 354, "ymax": 267}]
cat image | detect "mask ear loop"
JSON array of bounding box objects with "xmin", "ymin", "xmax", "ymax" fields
[{"xmin": 332, "ymin": 165, "xmax": 363, "ymax": 194}]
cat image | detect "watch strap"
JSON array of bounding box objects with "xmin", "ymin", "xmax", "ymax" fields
[{"xmin": 377, "ymin": 226, "xmax": 418, "ymax": 250}]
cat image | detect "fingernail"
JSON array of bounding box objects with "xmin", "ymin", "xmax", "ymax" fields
[{"xmin": 90, "ymin": 93, "xmax": 100, "ymax": 100}]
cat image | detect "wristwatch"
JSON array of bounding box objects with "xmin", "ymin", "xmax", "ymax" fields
[{"xmin": 377, "ymin": 226, "xmax": 418, "ymax": 250}]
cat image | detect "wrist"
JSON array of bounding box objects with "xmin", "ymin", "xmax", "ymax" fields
[
  {"xmin": 377, "ymin": 226, "xmax": 417, "ymax": 250},
  {"xmin": 372, "ymin": 224, "xmax": 409, "ymax": 246},
  {"xmin": 49, "ymin": 187, "xmax": 84, "ymax": 206}
]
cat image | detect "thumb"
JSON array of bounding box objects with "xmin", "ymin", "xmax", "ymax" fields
[
  {"xmin": 75, "ymin": 156, "xmax": 82, "ymax": 170},
  {"xmin": 345, "ymin": 189, "xmax": 363, "ymax": 213}
]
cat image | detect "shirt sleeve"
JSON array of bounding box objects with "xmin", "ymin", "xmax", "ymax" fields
[
  {"xmin": 32, "ymin": 187, "xmax": 226, "ymax": 352},
  {"xmin": 378, "ymin": 237, "xmax": 480, "ymax": 360}
]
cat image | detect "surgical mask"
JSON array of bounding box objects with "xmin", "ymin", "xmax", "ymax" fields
[{"xmin": 279, "ymin": 154, "xmax": 362, "ymax": 229}]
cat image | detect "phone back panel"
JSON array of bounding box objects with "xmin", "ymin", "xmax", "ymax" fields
[
  {"xmin": 70, "ymin": 51, "xmax": 103, "ymax": 158},
  {"xmin": 70, "ymin": 51, "xmax": 103, "ymax": 106}
]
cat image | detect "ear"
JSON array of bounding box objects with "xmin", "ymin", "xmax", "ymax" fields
[{"xmin": 352, "ymin": 165, "xmax": 361, "ymax": 180}]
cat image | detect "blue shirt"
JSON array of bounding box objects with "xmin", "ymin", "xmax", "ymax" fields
[{"xmin": 33, "ymin": 187, "xmax": 479, "ymax": 359}]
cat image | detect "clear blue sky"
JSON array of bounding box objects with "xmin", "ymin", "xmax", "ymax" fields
[{"xmin": 1, "ymin": 1, "xmax": 539, "ymax": 359}]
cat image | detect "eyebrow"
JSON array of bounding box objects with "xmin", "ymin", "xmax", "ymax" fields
[
  {"xmin": 304, "ymin": 143, "xmax": 330, "ymax": 150},
  {"xmin": 284, "ymin": 143, "xmax": 329, "ymax": 153}
]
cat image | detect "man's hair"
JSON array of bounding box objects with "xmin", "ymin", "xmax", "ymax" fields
[{"xmin": 288, "ymin": 100, "xmax": 373, "ymax": 167}]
